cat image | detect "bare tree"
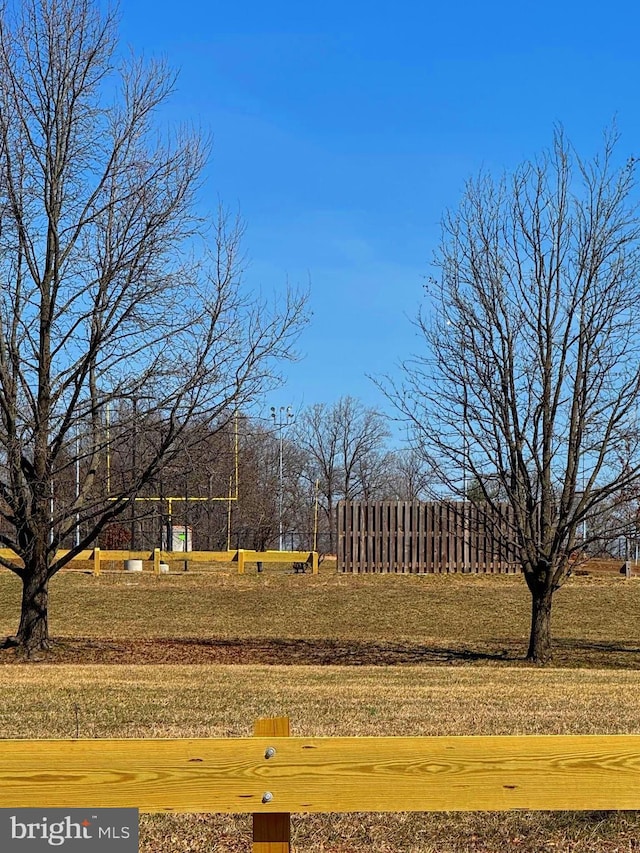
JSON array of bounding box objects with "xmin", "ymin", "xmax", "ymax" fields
[
  {"xmin": 227, "ymin": 417, "xmax": 317, "ymax": 556},
  {"xmin": 391, "ymin": 129, "xmax": 640, "ymax": 663},
  {"xmin": 383, "ymin": 448, "xmax": 433, "ymax": 500},
  {"xmin": 233, "ymin": 420, "xmax": 279, "ymax": 553},
  {"xmin": 0, "ymin": 0, "xmax": 306, "ymax": 654},
  {"xmin": 294, "ymin": 397, "xmax": 390, "ymax": 553}
]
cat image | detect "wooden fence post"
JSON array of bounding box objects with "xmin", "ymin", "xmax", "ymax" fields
[
  {"xmin": 311, "ymin": 551, "xmax": 319, "ymax": 575},
  {"xmin": 237, "ymin": 549, "xmax": 245, "ymax": 575},
  {"xmin": 93, "ymin": 547, "xmax": 100, "ymax": 577},
  {"xmin": 253, "ymin": 716, "xmax": 290, "ymax": 853},
  {"xmin": 153, "ymin": 548, "xmax": 160, "ymax": 575}
]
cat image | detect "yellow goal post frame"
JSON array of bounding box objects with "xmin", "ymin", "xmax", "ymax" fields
[
  {"xmin": 107, "ymin": 409, "xmax": 240, "ymax": 502},
  {"xmin": 107, "ymin": 411, "xmax": 240, "ymax": 550}
]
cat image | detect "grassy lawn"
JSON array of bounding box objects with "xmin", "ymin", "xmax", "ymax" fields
[
  {"xmin": 0, "ymin": 568, "xmax": 639, "ymax": 850},
  {"xmin": 0, "ymin": 568, "xmax": 638, "ymax": 667}
]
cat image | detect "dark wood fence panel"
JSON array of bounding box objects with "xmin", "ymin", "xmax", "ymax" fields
[{"xmin": 337, "ymin": 500, "xmax": 519, "ymax": 573}]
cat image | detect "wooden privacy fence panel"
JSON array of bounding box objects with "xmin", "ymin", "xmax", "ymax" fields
[{"xmin": 337, "ymin": 500, "xmax": 519, "ymax": 573}]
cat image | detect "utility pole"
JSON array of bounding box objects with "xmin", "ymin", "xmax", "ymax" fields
[
  {"xmin": 271, "ymin": 406, "xmax": 294, "ymax": 551},
  {"xmin": 447, "ymin": 319, "xmax": 469, "ymax": 570},
  {"xmin": 75, "ymin": 423, "xmax": 80, "ymax": 548},
  {"xmin": 131, "ymin": 398, "xmax": 137, "ymax": 550}
]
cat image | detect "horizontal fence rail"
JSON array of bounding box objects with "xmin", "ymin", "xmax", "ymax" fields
[
  {"xmin": 338, "ymin": 500, "xmax": 519, "ymax": 573},
  {"xmin": 0, "ymin": 548, "xmax": 319, "ymax": 576},
  {"xmin": 2, "ymin": 718, "xmax": 640, "ymax": 852},
  {"xmin": 2, "ymin": 734, "xmax": 640, "ymax": 813}
]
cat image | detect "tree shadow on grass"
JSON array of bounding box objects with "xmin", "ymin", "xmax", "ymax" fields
[{"xmin": 2, "ymin": 635, "xmax": 639, "ymax": 668}]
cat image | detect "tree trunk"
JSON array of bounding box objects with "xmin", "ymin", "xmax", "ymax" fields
[
  {"xmin": 327, "ymin": 495, "xmax": 334, "ymax": 555},
  {"xmin": 526, "ymin": 585, "xmax": 554, "ymax": 664},
  {"xmin": 15, "ymin": 570, "xmax": 50, "ymax": 655}
]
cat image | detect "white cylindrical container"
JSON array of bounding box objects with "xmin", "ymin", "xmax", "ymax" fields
[
  {"xmin": 159, "ymin": 562, "xmax": 170, "ymax": 574},
  {"xmin": 124, "ymin": 559, "xmax": 143, "ymax": 572}
]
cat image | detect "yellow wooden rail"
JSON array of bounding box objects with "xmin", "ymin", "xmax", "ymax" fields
[
  {"xmin": 235, "ymin": 550, "xmax": 319, "ymax": 575},
  {"xmin": 0, "ymin": 548, "xmax": 319, "ymax": 576},
  {"xmin": 2, "ymin": 719, "xmax": 640, "ymax": 851},
  {"xmin": 1, "ymin": 733, "xmax": 640, "ymax": 812}
]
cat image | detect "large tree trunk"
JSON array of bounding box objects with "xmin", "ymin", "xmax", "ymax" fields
[
  {"xmin": 15, "ymin": 569, "xmax": 50, "ymax": 655},
  {"xmin": 526, "ymin": 584, "xmax": 554, "ymax": 664}
]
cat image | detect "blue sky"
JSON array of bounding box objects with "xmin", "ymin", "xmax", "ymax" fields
[{"xmin": 116, "ymin": 0, "xmax": 640, "ymax": 435}]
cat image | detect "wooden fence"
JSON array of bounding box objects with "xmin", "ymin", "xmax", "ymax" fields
[
  {"xmin": 337, "ymin": 500, "xmax": 519, "ymax": 573},
  {"xmin": 1, "ymin": 717, "xmax": 640, "ymax": 852},
  {"xmin": 0, "ymin": 548, "xmax": 319, "ymax": 576}
]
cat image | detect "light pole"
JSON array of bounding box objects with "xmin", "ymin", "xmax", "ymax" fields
[
  {"xmin": 447, "ymin": 319, "xmax": 469, "ymax": 571},
  {"xmin": 582, "ymin": 448, "xmax": 587, "ymax": 545},
  {"xmin": 462, "ymin": 418, "xmax": 468, "ymax": 571},
  {"xmin": 271, "ymin": 405, "xmax": 293, "ymax": 551},
  {"xmin": 131, "ymin": 397, "xmax": 137, "ymax": 550},
  {"xmin": 75, "ymin": 423, "xmax": 80, "ymax": 548}
]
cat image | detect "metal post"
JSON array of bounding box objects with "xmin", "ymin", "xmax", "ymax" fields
[
  {"xmin": 278, "ymin": 428, "xmax": 284, "ymax": 551},
  {"xmin": 271, "ymin": 406, "xmax": 293, "ymax": 552},
  {"xmin": 159, "ymin": 464, "xmax": 164, "ymax": 551},
  {"xmin": 462, "ymin": 419, "xmax": 467, "ymax": 571},
  {"xmin": 184, "ymin": 472, "xmax": 188, "ymax": 572},
  {"xmin": 227, "ymin": 475, "xmax": 233, "ymax": 553},
  {"xmin": 131, "ymin": 398, "xmax": 137, "ymax": 550},
  {"xmin": 447, "ymin": 319, "xmax": 469, "ymax": 571},
  {"xmin": 75, "ymin": 424, "xmax": 80, "ymax": 548},
  {"xmin": 582, "ymin": 450, "xmax": 587, "ymax": 544},
  {"xmin": 49, "ymin": 477, "xmax": 54, "ymax": 545},
  {"xmin": 313, "ymin": 478, "xmax": 319, "ymax": 553},
  {"xmin": 106, "ymin": 401, "xmax": 111, "ymax": 495}
]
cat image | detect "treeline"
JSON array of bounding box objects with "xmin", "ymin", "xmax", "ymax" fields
[
  {"xmin": 95, "ymin": 396, "xmax": 431, "ymax": 555},
  {"xmin": 35, "ymin": 392, "xmax": 640, "ymax": 561}
]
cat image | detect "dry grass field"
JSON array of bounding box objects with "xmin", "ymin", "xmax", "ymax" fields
[{"xmin": 0, "ymin": 563, "xmax": 639, "ymax": 851}]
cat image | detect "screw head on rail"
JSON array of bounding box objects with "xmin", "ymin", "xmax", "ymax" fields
[
  {"xmin": 262, "ymin": 792, "xmax": 273, "ymax": 804},
  {"xmin": 264, "ymin": 747, "xmax": 276, "ymax": 759}
]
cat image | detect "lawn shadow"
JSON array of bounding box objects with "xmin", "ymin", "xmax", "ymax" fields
[{"xmin": 2, "ymin": 635, "xmax": 639, "ymax": 668}]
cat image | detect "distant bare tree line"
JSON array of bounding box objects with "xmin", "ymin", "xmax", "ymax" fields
[
  {"xmin": 77, "ymin": 396, "xmax": 432, "ymax": 557},
  {"xmin": 54, "ymin": 389, "xmax": 640, "ymax": 568}
]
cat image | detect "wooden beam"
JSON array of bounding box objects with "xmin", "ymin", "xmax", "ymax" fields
[
  {"xmin": 241, "ymin": 551, "xmax": 316, "ymax": 564},
  {"xmin": 0, "ymin": 735, "xmax": 640, "ymax": 813},
  {"xmin": 253, "ymin": 717, "xmax": 291, "ymax": 853}
]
